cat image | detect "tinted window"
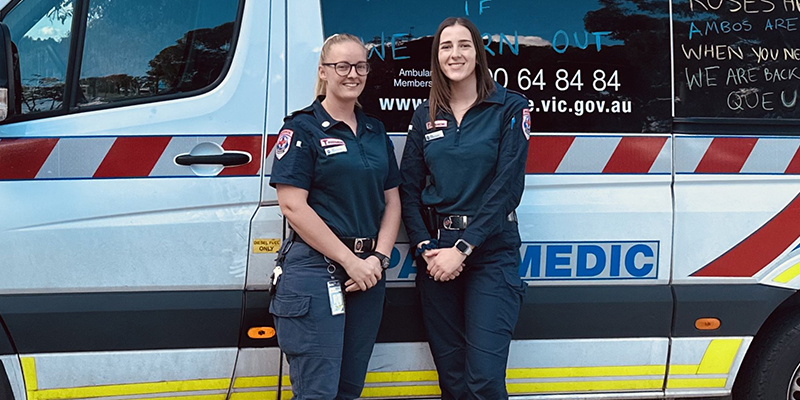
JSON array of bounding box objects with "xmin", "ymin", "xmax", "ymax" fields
[
  {"xmin": 321, "ymin": 0, "xmax": 672, "ymax": 133},
  {"xmin": 77, "ymin": 0, "xmax": 238, "ymax": 106},
  {"xmin": 3, "ymin": 0, "xmax": 73, "ymax": 114}
]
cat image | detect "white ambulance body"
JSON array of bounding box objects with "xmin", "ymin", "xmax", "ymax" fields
[{"xmin": 1, "ymin": 0, "xmax": 799, "ymax": 399}]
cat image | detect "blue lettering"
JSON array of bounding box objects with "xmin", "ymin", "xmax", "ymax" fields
[
  {"xmin": 576, "ymin": 245, "xmax": 605, "ymax": 277},
  {"xmin": 480, "ymin": 0, "xmax": 491, "ymax": 14},
  {"xmin": 398, "ymin": 248, "xmax": 417, "ymax": 279},
  {"xmin": 391, "ymin": 33, "xmax": 410, "ymax": 60},
  {"xmin": 610, "ymin": 245, "xmax": 621, "ymax": 277},
  {"xmin": 689, "ymin": 21, "xmax": 702, "ymax": 39},
  {"xmin": 519, "ymin": 245, "xmax": 541, "ymax": 278},
  {"xmin": 546, "ymin": 245, "xmax": 572, "ymax": 277},
  {"xmin": 482, "ymin": 33, "xmax": 495, "ymax": 56},
  {"xmin": 499, "ymin": 32, "xmax": 519, "ymax": 55},
  {"xmin": 593, "ymin": 31, "xmax": 611, "ymax": 51},
  {"xmin": 625, "ymin": 244, "xmax": 654, "ymax": 277},
  {"xmin": 368, "ymin": 32, "xmax": 385, "ymax": 61},
  {"xmin": 553, "ymin": 30, "xmax": 569, "ymax": 54},
  {"xmin": 573, "ymin": 31, "xmax": 590, "ymax": 50}
]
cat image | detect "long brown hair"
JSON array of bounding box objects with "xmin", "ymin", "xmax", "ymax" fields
[
  {"xmin": 314, "ymin": 33, "xmax": 367, "ymax": 102},
  {"xmin": 428, "ymin": 17, "xmax": 495, "ymax": 123}
]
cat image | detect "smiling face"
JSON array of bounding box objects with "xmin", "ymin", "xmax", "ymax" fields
[
  {"xmin": 318, "ymin": 40, "xmax": 367, "ymax": 102},
  {"xmin": 437, "ymin": 23, "xmax": 477, "ymax": 84}
]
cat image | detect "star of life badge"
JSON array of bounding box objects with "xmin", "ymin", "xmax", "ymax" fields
[
  {"xmin": 522, "ymin": 109, "xmax": 531, "ymax": 140},
  {"xmin": 327, "ymin": 280, "xmax": 345, "ymax": 315},
  {"xmin": 275, "ymin": 129, "xmax": 293, "ymax": 160}
]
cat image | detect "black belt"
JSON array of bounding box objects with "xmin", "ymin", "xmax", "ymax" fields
[
  {"xmin": 292, "ymin": 232, "xmax": 377, "ymax": 254},
  {"xmin": 434, "ymin": 211, "xmax": 518, "ymax": 231}
]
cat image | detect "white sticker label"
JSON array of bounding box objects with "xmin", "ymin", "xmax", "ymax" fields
[
  {"xmin": 425, "ymin": 130, "xmax": 445, "ymax": 141},
  {"xmin": 325, "ymin": 144, "xmax": 348, "ymax": 155}
]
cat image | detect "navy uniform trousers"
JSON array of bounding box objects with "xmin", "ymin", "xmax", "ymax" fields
[
  {"xmin": 417, "ymin": 219, "xmax": 526, "ymax": 400},
  {"xmin": 270, "ymin": 241, "xmax": 385, "ymax": 400}
]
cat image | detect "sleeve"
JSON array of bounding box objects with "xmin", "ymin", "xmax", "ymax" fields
[
  {"xmin": 269, "ymin": 119, "xmax": 316, "ymax": 190},
  {"xmin": 460, "ymin": 95, "xmax": 530, "ymax": 248},
  {"xmin": 383, "ymin": 122, "xmax": 401, "ymax": 190},
  {"xmin": 399, "ymin": 110, "xmax": 433, "ymax": 247}
]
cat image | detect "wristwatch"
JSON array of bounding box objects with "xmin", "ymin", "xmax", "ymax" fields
[
  {"xmin": 454, "ymin": 239, "xmax": 473, "ymax": 257},
  {"xmin": 372, "ymin": 251, "xmax": 391, "ymax": 270}
]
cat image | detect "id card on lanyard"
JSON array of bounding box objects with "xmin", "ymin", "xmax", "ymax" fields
[{"xmin": 327, "ymin": 280, "xmax": 345, "ymax": 315}]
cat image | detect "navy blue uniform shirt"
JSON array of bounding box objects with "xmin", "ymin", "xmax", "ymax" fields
[
  {"xmin": 400, "ymin": 82, "xmax": 529, "ymax": 248},
  {"xmin": 270, "ymin": 98, "xmax": 400, "ymax": 238}
]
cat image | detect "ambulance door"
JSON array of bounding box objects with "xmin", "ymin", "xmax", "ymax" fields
[
  {"xmin": 316, "ymin": 0, "xmax": 675, "ymax": 397},
  {"xmin": 669, "ymin": 3, "xmax": 800, "ymax": 396},
  {"xmin": 0, "ymin": 0, "xmax": 270, "ymax": 399}
]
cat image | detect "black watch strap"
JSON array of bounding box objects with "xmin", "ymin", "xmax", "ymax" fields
[{"xmin": 372, "ymin": 251, "xmax": 390, "ymax": 270}]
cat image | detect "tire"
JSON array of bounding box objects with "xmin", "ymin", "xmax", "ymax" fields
[{"xmin": 734, "ymin": 311, "xmax": 800, "ymax": 400}]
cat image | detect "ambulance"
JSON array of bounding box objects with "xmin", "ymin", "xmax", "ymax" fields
[{"xmin": 1, "ymin": 0, "xmax": 799, "ymax": 399}]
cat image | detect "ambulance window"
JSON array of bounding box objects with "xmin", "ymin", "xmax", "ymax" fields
[
  {"xmin": 76, "ymin": 0, "xmax": 239, "ymax": 107},
  {"xmin": 2, "ymin": 0, "xmax": 73, "ymax": 115}
]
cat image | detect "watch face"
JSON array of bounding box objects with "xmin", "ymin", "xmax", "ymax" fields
[
  {"xmin": 381, "ymin": 258, "xmax": 390, "ymax": 269},
  {"xmin": 456, "ymin": 240, "xmax": 470, "ymax": 254}
]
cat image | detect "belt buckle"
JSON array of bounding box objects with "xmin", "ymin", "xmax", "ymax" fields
[
  {"xmin": 443, "ymin": 215, "xmax": 467, "ymax": 230},
  {"xmin": 353, "ymin": 238, "xmax": 366, "ymax": 253}
]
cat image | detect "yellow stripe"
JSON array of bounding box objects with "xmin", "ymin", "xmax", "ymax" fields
[
  {"xmin": 364, "ymin": 370, "xmax": 439, "ymax": 383},
  {"xmin": 506, "ymin": 365, "xmax": 665, "ymax": 379},
  {"xmin": 233, "ymin": 376, "xmax": 279, "ymax": 388},
  {"xmin": 774, "ymin": 261, "xmax": 800, "ymax": 283},
  {"xmin": 21, "ymin": 357, "xmax": 37, "ymax": 400},
  {"xmin": 696, "ymin": 339, "xmax": 742, "ymax": 375},
  {"xmin": 32, "ymin": 378, "xmax": 230, "ymax": 400},
  {"xmin": 667, "ymin": 378, "xmax": 727, "ymax": 388},
  {"xmin": 360, "ymin": 384, "xmax": 441, "ymax": 397},
  {"xmin": 508, "ymin": 379, "xmax": 663, "ymax": 392},
  {"xmin": 229, "ymin": 391, "xmax": 277, "ymax": 400},
  {"xmin": 668, "ymin": 364, "xmax": 699, "ymax": 375},
  {"xmin": 119, "ymin": 396, "xmax": 225, "ymax": 400}
]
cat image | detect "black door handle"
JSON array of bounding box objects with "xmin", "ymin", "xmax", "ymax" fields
[{"xmin": 175, "ymin": 152, "xmax": 251, "ymax": 166}]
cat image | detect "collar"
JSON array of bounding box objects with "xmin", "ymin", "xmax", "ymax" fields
[{"xmin": 311, "ymin": 96, "xmax": 376, "ymax": 133}]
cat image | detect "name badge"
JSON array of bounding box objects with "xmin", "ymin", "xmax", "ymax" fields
[
  {"xmin": 425, "ymin": 130, "xmax": 445, "ymax": 141},
  {"xmin": 327, "ymin": 280, "xmax": 345, "ymax": 315},
  {"xmin": 434, "ymin": 120, "xmax": 448, "ymax": 128},
  {"xmin": 325, "ymin": 145, "xmax": 348, "ymax": 155},
  {"xmin": 320, "ymin": 138, "xmax": 345, "ymax": 147}
]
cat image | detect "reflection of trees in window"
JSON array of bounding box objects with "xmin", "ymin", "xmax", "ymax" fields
[
  {"xmin": 79, "ymin": 21, "xmax": 234, "ymax": 105},
  {"xmin": 16, "ymin": 36, "xmax": 70, "ymax": 113}
]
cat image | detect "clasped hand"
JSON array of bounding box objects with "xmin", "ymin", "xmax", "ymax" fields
[{"xmin": 424, "ymin": 247, "xmax": 465, "ymax": 282}]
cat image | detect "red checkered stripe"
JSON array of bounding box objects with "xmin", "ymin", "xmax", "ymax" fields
[
  {"xmin": 525, "ymin": 135, "xmax": 671, "ymax": 174},
  {"xmin": 676, "ymin": 136, "xmax": 800, "ymax": 174},
  {"xmin": 0, "ymin": 135, "xmax": 265, "ymax": 180}
]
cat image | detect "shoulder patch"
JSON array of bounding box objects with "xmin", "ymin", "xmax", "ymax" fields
[
  {"xmin": 275, "ymin": 129, "xmax": 294, "ymax": 160},
  {"xmin": 522, "ymin": 109, "xmax": 531, "ymax": 140}
]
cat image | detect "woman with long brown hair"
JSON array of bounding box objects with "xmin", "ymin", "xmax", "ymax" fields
[
  {"xmin": 400, "ymin": 17, "xmax": 530, "ymax": 399},
  {"xmin": 270, "ymin": 33, "xmax": 401, "ymax": 399}
]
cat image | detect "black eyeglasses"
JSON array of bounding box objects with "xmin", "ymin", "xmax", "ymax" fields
[{"xmin": 321, "ymin": 61, "xmax": 370, "ymax": 76}]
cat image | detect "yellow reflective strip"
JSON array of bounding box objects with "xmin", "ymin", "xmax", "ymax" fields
[
  {"xmin": 508, "ymin": 379, "xmax": 663, "ymax": 392},
  {"xmin": 506, "ymin": 365, "xmax": 665, "ymax": 379},
  {"xmin": 233, "ymin": 376, "xmax": 279, "ymax": 388},
  {"xmin": 33, "ymin": 378, "xmax": 230, "ymax": 400},
  {"xmin": 21, "ymin": 357, "xmax": 37, "ymax": 400},
  {"xmin": 667, "ymin": 378, "xmax": 727, "ymax": 388},
  {"xmin": 774, "ymin": 261, "xmax": 800, "ymax": 283},
  {"xmin": 668, "ymin": 364, "xmax": 699, "ymax": 375},
  {"xmin": 364, "ymin": 370, "xmax": 439, "ymax": 383},
  {"xmin": 696, "ymin": 339, "xmax": 742, "ymax": 375},
  {"xmin": 360, "ymin": 384, "xmax": 441, "ymax": 397},
  {"xmin": 121, "ymin": 396, "xmax": 225, "ymax": 400},
  {"xmin": 282, "ymin": 375, "xmax": 291, "ymax": 386},
  {"xmin": 281, "ymin": 390, "xmax": 292, "ymax": 399},
  {"xmin": 229, "ymin": 391, "xmax": 277, "ymax": 400}
]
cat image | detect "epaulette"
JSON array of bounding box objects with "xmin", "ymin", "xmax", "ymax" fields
[{"xmin": 283, "ymin": 105, "xmax": 315, "ymax": 122}]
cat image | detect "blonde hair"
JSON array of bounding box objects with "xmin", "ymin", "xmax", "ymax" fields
[{"xmin": 314, "ymin": 33, "xmax": 367, "ymax": 101}]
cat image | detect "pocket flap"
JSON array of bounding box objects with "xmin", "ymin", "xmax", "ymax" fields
[{"xmin": 270, "ymin": 295, "xmax": 311, "ymax": 318}]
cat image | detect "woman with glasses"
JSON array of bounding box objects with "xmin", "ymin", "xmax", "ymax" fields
[
  {"xmin": 269, "ymin": 33, "xmax": 401, "ymax": 399},
  {"xmin": 400, "ymin": 18, "xmax": 529, "ymax": 399}
]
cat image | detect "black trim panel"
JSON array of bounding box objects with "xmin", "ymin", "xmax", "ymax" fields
[
  {"xmin": 0, "ymin": 315, "xmax": 13, "ymax": 355},
  {"xmin": 0, "ymin": 291, "xmax": 242, "ymax": 353},
  {"xmin": 0, "ymin": 361, "xmax": 13, "ymax": 400},
  {"xmin": 376, "ymin": 285, "xmax": 674, "ymax": 342},
  {"xmin": 672, "ymin": 284, "xmax": 794, "ymax": 337},
  {"xmin": 674, "ymin": 117, "xmax": 800, "ymax": 136}
]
